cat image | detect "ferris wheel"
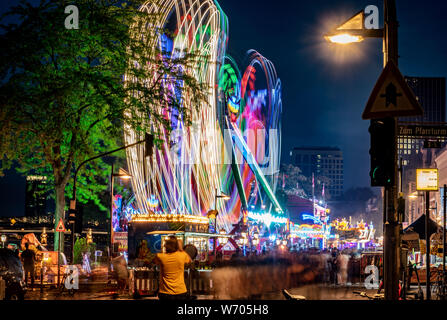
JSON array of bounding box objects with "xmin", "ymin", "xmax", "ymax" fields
[{"xmin": 124, "ymin": 0, "xmax": 283, "ymax": 232}]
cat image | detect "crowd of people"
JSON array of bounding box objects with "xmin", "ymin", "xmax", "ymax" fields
[
  {"xmin": 122, "ymin": 237, "xmax": 368, "ymax": 299},
  {"xmin": 209, "ymin": 247, "xmax": 364, "ymax": 298}
]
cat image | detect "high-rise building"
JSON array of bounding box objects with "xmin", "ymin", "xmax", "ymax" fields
[
  {"xmin": 25, "ymin": 175, "xmax": 48, "ymax": 217},
  {"xmin": 399, "ymin": 77, "xmax": 446, "ymax": 167},
  {"xmin": 398, "ymin": 77, "xmax": 446, "ymax": 223},
  {"xmin": 289, "ymin": 146, "xmax": 344, "ymax": 199}
]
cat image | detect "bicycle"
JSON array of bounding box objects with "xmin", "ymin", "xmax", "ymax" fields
[
  {"xmin": 58, "ymin": 270, "xmax": 76, "ymax": 296},
  {"xmin": 431, "ymin": 268, "xmax": 446, "ymax": 300},
  {"xmin": 404, "ymin": 262, "xmax": 424, "ymax": 300},
  {"xmin": 374, "ymin": 262, "xmax": 424, "ymax": 300}
]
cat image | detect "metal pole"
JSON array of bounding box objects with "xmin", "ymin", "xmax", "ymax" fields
[
  {"xmin": 443, "ymin": 185, "xmax": 446, "ymax": 299},
  {"xmin": 71, "ymin": 215, "xmax": 75, "ymax": 264},
  {"xmin": 426, "ymin": 191, "xmax": 431, "ymax": 300},
  {"xmin": 69, "ymin": 139, "xmax": 145, "ymax": 262},
  {"xmin": 214, "ymin": 188, "xmax": 217, "ymax": 257},
  {"xmin": 399, "ymin": 158, "xmax": 403, "ymax": 193},
  {"xmin": 57, "ymin": 233, "xmax": 60, "ymax": 289},
  {"xmin": 110, "ymin": 162, "xmax": 114, "ymax": 257},
  {"xmin": 383, "ymin": 0, "xmax": 400, "ymax": 300}
]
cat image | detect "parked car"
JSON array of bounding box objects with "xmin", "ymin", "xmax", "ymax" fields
[{"xmin": 0, "ymin": 248, "xmax": 26, "ymax": 300}]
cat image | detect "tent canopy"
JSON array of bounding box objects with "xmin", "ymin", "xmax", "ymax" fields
[{"xmin": 403, "ymin": 214, "xmax": 442, "ymax": 239}]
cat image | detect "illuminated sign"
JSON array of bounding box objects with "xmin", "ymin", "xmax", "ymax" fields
[
  {"xmin": 26, "ymin": 175, "xmax": 47, "ymax": 181},
  {"xmin": 416, "ymin": 168, "xmax": 438, "ymax": 191},
  {"xmin": 301, "ymin": 214, "xmax": 322, "ymax": 224},
  {"xmin": 130, "ymin": 213, "xmax": 209, "ymax": 224},
  {"xmin": 247, "ymin": 212, "xmax": 288, "ymax": 226}
]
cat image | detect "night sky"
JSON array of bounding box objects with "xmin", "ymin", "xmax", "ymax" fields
[{"xmin": 1, "ymin": 0, "xmax": 447, "ymax": 216}]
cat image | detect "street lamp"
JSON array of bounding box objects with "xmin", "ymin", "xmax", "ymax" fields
[
  {"xmin": 69, "ymin": 136, "xmax": 150, "ymax": 263},
  {"xmin": 110, "ymin": 165, "xmax": 132, "ymax": 256},
  {"xmin": 324, "ymin": 0, "xmax": 401, "ymax": 300},
  {"xmin": 324, "ymin": 10, "xmax": 383, "ymax": 45},
  {"xmin": 326, "ymin": 33, "xmax": 363, "ymax": 44},
  {"xmin": 215, "ymin": 188, "xmax": 231, "ymax": 207}
]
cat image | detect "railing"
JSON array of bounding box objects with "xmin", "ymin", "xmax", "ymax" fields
[{"xmin": 128, "ymin": 268, "xmax": 214, "ymax": 297}]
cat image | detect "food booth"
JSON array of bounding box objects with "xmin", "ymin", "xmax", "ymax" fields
[{"xmin": 127, "ymin": 213, "xmax": 231, "ymax": 296}]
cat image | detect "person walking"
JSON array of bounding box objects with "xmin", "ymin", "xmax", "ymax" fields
[
  {"xmin": 111, "ymin": 253, "xmax": 129, "ymax": 294},
  {"xmin": 153, "ymin": 236, "xmax": 192, "ymax": 300},
  {"xmin": 336, "ymin": 251, "xmax": 349, "ymax": 285},
  {"xmin": 20, "ymin": 243, "xmax": 36, "ymax": 289}
]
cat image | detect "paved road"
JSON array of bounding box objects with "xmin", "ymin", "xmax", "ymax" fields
[{"xmin": 23, "ymin": 282, "xmax": 382, "ymax": 300}]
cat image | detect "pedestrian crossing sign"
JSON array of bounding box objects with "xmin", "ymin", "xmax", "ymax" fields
[
  {"xmin": 56, "ymin": 218, "xmax": 66, "ymax": 232},
  {"xmin": 362, "ymin": 61, "xmax": 423, "ymax": 119}
]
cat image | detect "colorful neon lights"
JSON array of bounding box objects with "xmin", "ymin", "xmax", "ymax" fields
[
  {"xmin": 247, "ymin": 212, "xmax": 288, "ymax": 226},
  {"xmin": 130, "ymin": 213, "xmax": 209, "ymax": 224}
]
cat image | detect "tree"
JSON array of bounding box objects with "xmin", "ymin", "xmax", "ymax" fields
[
  {"xmin": 0, "ymin": 0, "xmax": 209, "ymax": 251},
  {"xmin": 73, "ymin": 237, "xmax": 96, "ymax": 265},
  {"xmin": 279, "ymin": 164, "xmax": 331, "ymax": 200},
  {"xmin": 279, "ymin": 164, "xmax": 308, "ymax": 198}
]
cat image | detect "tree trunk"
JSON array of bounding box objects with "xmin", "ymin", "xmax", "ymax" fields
[{"xmin": 54, "ymin": 183, "xmax": 66, "ymax": 252}]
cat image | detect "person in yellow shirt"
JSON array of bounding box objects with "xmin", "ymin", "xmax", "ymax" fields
[{"xmin": 154, "ymin": 236, "xmax": 192, "ymax": 300}]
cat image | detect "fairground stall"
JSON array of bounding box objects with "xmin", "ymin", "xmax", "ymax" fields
[
  {"xmin": 127, "ymin": 213, "xmax": 232, "ymax": 297},
  {"xmin": 287, "ymin": 196, "xmax": 332, "ymax": 250},
  {"xmin": 2, "ymin": 231, "xmax": 70, "ymax": 287},
  {"xmin": 327, "ymin": 218, "xmax": 377, "ymax": 251},
  {"xmin": 289, "ymin": 209, "xmax": 331, "ymax": 250},
  {"xmin": 237, "ymin": 211, "xmax": 289, "ymax": 254},
  {"xmin": 290, "ymin": 222, "xmax": 331, "ymax": 250}
]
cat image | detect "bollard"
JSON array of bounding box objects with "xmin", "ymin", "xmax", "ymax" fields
[
  {"xmin": 0, "ymin": 276, "xmax": 5, "ymax": 300},
  {"xmin": 40, "ymin": 266, "xmax": 44, "ymax": 293}
]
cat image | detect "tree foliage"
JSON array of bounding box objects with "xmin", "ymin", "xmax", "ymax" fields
[
  {"xmin": 279, "ymin": 164, "xmax": 331, "ymax": 200},
  {"xmin": 73, "ymin": 237, "xmax": 96, "ymax": 265}
]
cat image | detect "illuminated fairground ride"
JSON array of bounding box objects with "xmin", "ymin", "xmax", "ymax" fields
[{"xmin": 124, "ymin": 0, "xmax": 283, "ymax": 233}]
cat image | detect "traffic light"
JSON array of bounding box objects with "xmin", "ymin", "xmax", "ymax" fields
[
  {"xmin": 75, "ymin": 205, "xmax": 83, "ymax": 235},
  {"xmin": 68, "ymin": 208, "xmax": 76, "ymax": 224},
  {"xmin": 145, "ymin": 133, "xmax": 154, "ymax": 157},
  {"xmin": 369, "ymin": 118, "xmax": 396, "ymax": 187}
]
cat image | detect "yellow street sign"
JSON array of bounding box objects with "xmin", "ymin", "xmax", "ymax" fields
[{"xmin": 416, "ymin": 168, "xmax": 438, "ymax": 191}]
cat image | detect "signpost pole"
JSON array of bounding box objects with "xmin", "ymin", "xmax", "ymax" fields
[
  {"xmin": 383, "ymin": 0, "xmax": 400, "ymax": 301},
  {"xmin": 57, "ymin": 232, "xmax": 61, "ymax": 289},
  {"xmin": 426, "ymin": 191, "xmax": 431, "ymax": 300},
  {"xmin": 443, "ymin": 185, "xmax": 446, "ymax": 299}
]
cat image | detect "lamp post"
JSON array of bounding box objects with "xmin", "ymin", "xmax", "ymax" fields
[
  {"xmin": 110, "ymin": 164, "xmax": 132, "ymax": 257},
  {"xmin": 325, "ymin": 0, "xmax": 401, "ymax": 300},
  {"xmin": 70, "ymin": 137, "xmax": 148, "ymax": 263},
  {"xmin": 213, "ymin": 188, "xmax": 230, "ymax": 247}
]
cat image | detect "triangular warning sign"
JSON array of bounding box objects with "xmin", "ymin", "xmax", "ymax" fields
[
  {"xmin": 55, "ymin": 218, "xmax": 66, "ymax": 232},
  {"xmin": 362, "ymin": 61, "xmax": 423, "ymax": 120}
]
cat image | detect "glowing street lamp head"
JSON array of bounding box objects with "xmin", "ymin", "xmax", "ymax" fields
[
  {"xmin": 325, "ymin": 33, "xmax": 364, "ymax": 44},
  {"xmin": 408, "ymin": 192, "xmax": 418, "ymax": 199}
]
